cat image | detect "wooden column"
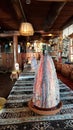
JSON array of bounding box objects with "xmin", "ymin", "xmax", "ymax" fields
[{"xmin": 13, "ymin": 35, "xmax": 18, "ymax": 70}]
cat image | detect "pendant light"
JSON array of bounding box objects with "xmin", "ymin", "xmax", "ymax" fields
[
  {"xmin": 19, "ymin": 0, "xmax": 34, "ymax": 36},
  {"xmin": 20, "ymin": 22, "xmax": 34, "ymax": 36}
]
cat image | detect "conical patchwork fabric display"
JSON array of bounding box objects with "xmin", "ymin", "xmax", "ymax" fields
[{"xmin": 28, "ymin": 54, "xmax": 62, "ymax": 115}]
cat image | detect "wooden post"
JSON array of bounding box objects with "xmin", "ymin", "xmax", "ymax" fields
[{"xmin": 13, "ymin": 35, "xmax": 18, "ymax": 70}]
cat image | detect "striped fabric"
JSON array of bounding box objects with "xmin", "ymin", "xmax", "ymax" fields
[{"xmin": 0, "ymin": 70, "xmax": 73, "ymax": 130}]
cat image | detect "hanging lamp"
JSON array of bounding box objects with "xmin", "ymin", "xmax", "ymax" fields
[
  {"xmin": 19, "ymin": 0, "xmax": 34, "ymax": 36},
  {"xmin": 20, "ymin": 22, "xmax": 34, "ymax": 36}
]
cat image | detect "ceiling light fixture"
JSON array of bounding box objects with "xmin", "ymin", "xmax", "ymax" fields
[
  {"xmin": 26, "ymin": 0, "xmax": 31, "ymax": 4},
  {"xmin": 19, "ymin": 0, "xmax": 34, "ymax": 36},
  {"xmin": 20, "ymin": 22, "xmax": 34, "ymax": 36}
]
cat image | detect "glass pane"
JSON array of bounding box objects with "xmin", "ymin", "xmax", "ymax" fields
[
  {"xmin": 71, "ymin": 47, "xmax": 73, "ymax": 54},
  {"xmin": 68, "ymin": 24, "xmax": 73, "ymax": 35},
  {"xmin": 71, "ymin": 55, "xmax": 73, "ymax": 62}
]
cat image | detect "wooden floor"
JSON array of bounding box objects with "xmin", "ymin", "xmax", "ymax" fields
[
  {"xmin": 0, "ymin": 73, "xmax": 15, "ymax": 99},
  {"xmin": 0, "ymin": 72, "xmax": 73, "ymax": 99},
  {"xmin": 57, "ymin": 72, "xmax": 73, "ymax": 90}
]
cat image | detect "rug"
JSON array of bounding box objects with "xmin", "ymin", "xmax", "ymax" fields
[{"xmin": 0, "ymin": 70, "xmax": 73, "ymax": 130}]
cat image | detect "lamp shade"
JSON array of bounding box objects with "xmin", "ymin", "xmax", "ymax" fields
[{"xmin": 20, "ymin": 22, "xmax": 34, "ymax": 36}]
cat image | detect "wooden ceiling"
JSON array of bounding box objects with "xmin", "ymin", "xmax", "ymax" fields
[{"xmin": 0, "ymin": 0, "xmax": 73, "ymax": 37}]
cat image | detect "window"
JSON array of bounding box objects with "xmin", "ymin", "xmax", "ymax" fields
[{"xmin": 70, "ymin": 39, "xmax": 73, "ymax": 62}]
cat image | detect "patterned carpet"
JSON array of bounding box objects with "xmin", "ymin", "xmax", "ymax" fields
[{"xmin": 0, "ymin": 70, "xmax": 73, "ymax": 130}]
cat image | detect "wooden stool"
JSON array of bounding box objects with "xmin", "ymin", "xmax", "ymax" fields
[
  {"xmin": 10, "ymin": 71, "xmax": 18, "ymax": 81},
  {"xmin": 0, "ymin": 97, "xmax": 6, "ymax": 110}
]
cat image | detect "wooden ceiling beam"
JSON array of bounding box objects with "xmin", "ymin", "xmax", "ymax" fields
[
  {"xmin": 0, "ymin": 31, "xmax": 20, "ymax": 37},
  {"xmin": 61, "ymin": 16, "xmax": 73, "ymax": 29},
  {"xmin": 0, "ymin": 1, "xmax": 20, "ymax": 31},
  {"xmin": 37, "ymin": 0, "xmax": 72, "ymax": 2},
  {"xmin": 43, "ymin": 2, "xmax": 66, "ymax": 31},
  {"xmin": 11, "ymin": 0, "xmax": 23, "ymax": 21}
]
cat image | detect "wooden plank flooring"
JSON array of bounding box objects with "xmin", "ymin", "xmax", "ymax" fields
[
  {"xmin": 0, "ymin": 73, "xmax": 15, "ymax": 98},
  {"xmin": 57, "ymin": 72, "xmax": 73, "ymax": 90}
]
